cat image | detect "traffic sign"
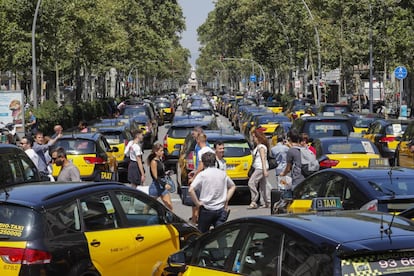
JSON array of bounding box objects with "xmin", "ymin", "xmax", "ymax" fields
[
  {"xmin": 394, "ymin": 66, "xmax": 408, "ymax": 80},
  {"xmin": 250, "ymin": 75, "xmax": 257, "ymax": 82}
]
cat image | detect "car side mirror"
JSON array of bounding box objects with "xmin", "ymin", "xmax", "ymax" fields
[{"xmin": 166, "ymin": 252, "xmax": 187, "ymax": 273}]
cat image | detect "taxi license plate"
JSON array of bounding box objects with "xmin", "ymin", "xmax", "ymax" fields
[
  {"xmin": 100, "ymin": 172, "xmax": 113, "ymax": 180},
  {"xmin": 227, "ymin": 165, "xmax": 236, "ymax": 170}
]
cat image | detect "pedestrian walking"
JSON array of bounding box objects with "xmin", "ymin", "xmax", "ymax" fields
[
  {"xmin": 247, "ymin": 129, "xmax": 270, "ymax": 209},
  {"xmin": 147, "ymin": 143, "xmax": 173, "ymax": 210},
  {"xmin": 50, "ymin": 147, "xmax": 81, "ymax": 182},
  {"xmin": 125, "ymin": 129, "xmax": 145, "ymax": 189},
  {"xmin": 280, "ymin": 129, "xmax": 305, "ymax": 188},
  {"xmin": 214, "ymin": 141, "xmax": 226, "ymax": 170},
  {"xmin": 19, "ymin": 136, "xmax": 40, "ymax": 169},
  {"xmin": 189, "ymin": 152, "xmax": 236, "ymax": 233},
  {"xmin": 26, "ymin": 110, "xmax": 38, "ymax": 136},
  {"xmin": 33, "ymin": 131, "xmax": 61, "ymax": 181}
]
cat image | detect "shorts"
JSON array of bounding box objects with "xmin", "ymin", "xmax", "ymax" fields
[
  {"xmin": 128, "ymin": 161, "xmax": 142, "ymax": 185},
  {"xmin": 149, "ymin": 180, "xmax": 169, "ymax": 197}
]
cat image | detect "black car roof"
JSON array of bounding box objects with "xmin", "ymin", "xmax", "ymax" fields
[
  {"xmin": 60, "ymin": 133, "xmax": 102, "ymax": 141},
  {"xmin": 0, "ymin": 182, "xmax": 130, "ymax": 209},
  {"xmin": 297, "ymin": 115, "xmax": 351, "ymax": 121},
  {"xmin": 312, "ymin": 167, "xmax": 414, "ymax": 180},
  {"xmin": 202, "ymin": 130, "xmax": 246, "ymax": 142},
  {"xmin": 238, "ymin": 211, "xmax": 414, "ymax": 253},
  {"xmin": 171, "ymin": 118, "xmax": 213, "ymax": 128}
]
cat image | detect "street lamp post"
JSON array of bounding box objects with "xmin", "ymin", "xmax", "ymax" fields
[
  {"xmin": 301, "ymin": 0, "xmax": 321, "ymax": 104},
  {"xmin": 32, "ymin": 0, "xmax": 42, "ymax": 108}
]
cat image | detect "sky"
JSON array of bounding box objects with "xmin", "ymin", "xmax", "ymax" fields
[{"xmin": 177, "ymin": 0, "xmax": 215, "ymax": 68}]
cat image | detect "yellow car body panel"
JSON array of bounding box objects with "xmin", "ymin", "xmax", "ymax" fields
[
  {"xmin": 224, "ymin": 154, "xmax": 252, "ymax": 180},
  {"xmin": 166, "ymin": 137, "xmax": 185, "ymax": 155},
  {"xmin": 110, "ymin": 143, "xmax": 126, "ymax": 162},
  {"xmin": 162, "ymin": 107, "xmax": 172, "ymax": 114},
  {"xmin": 327, "ymin": 153, "xmax": 381, "ymax": 168},
  {"xmin": 267, "ymin": 106, "xmax": 283, "ymax": 114},
  {"xmin": 386, "ymin": 135, "xmax": 400, "ymax": 151},
  {"xmin": 52, "ymin": 153, "xmax": 117, "ymax": 179},
  {"xmin": 287, "ymin": 200, "xmax": 312, "ymax": 213},
  {"xmin": 259, "ymin": 123, "xmax": 280, "ymax": 136},
  {"xmin": 85, "ymin": 225, "xmax": 180, "ymax": 276},
  {"xmin": 353, "ymin": 127, "xmax": 368, "ymax": 133},
  {"xmin": 181, "ymin": 266, "xmax": 237, "ymax": 275},
  {"xmin": 0, "ymin": 241, "xmax": 26, "ymax": 276}
]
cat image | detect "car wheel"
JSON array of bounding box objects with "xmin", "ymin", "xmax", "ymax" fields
[{"xmin": 68, "ymin": 260, "xmax": 100, "ymax": 276}]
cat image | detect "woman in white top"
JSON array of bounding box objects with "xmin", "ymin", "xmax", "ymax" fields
[{"xmin": 247, "ymin": 129, "xmax": 270, "ymax": 209}]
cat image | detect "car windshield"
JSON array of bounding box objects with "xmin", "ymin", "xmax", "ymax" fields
[
  {"xmin": 224, "ymin": 142, "xmax": 251, "ymax": 157},
  {"xmin": 0, "ymin": 205, "xmax": 39, "ymax": 240},
  {"xmin": 55, "ymin": 139, "xmax": 96, "ymax": 154},
  {"xmin": 368, "ymin": 177, "xmax": 414, "ymax": 196}
]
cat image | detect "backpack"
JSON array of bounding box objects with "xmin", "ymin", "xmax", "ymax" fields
[{"xmin": 294, "ymin": 146, "xmax": 319, "ymax": 177}]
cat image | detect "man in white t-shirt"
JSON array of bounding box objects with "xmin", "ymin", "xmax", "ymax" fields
[
  {"xmin": 196, "ymin": 133, "xmax": 215, "ymax": 174},
  {"xmin": 214, "ymin": 141, "xmax": 226, "ymax": 171},
  {"xmin": 125, "ymin": 129, "xmax": 145, "ymax": 188},
  {"xmin": 20, "ymin": 136, "xmax": 40, "ymax": 169}
]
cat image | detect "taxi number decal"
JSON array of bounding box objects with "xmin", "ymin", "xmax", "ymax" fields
[
  {"xmin": 100, "ymin": 172, "xmax": 113, "ymax": 180},
  {"xmin": 0, "ymin": 223, "xmax": 25, "ymax": 237},
  {"xmin": 3, "ymin": 264, "xmax": 19, "ymax": 270}
]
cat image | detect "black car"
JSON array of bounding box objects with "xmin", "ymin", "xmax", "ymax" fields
[
  {"xmin": 163, "ymin": 210, "xmax": 414, "ymax": 275},
  {"xmin": 0, "ymin": 182, "xmax": 200, "ymax": 276},
  {"xmin": 0, "ymin": 144, "xmax": 41, "ymax": 184}
]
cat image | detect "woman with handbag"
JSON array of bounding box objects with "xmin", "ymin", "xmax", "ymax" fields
[
  {"xmin": 247, "ymin": 129, "xmax": 270, "ymax": 209},
  {"xmin": 147, "ymin": 143, "xmax": 173, "ymax": 210}
]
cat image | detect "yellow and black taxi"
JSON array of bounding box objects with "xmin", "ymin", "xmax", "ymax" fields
[
  {"xmin": 0, "ymin": 144, "xmax": 41, "ymax": 183},
  {"xmin": 0, "ymin": 181, "xmax": 200, "ymax": 276},
  {"xmin": 52, "ymin": 133, "xmax": 119, "ymax": 181},
  {"xmin": 272, "ymin": 167, "xmax": 414, "ymax": 214},
  {"xmin": 89, "ymin": 124, "xmax": 133, "ymax": 180},
  {"xmin": 163, "ymin": 116, "xmax": 218, "ymax": 172},
  {"xmin": 270, "ymin": 121, "xmax": 292, "ymax": 147},
  {"xmin": 161, "ymin": 209, "xmax": 414, "ymax": 276},
  {"xmin": 176, "ymin": 130, "xmax": 252, "ymax": 200},
  {"xmin": 395, "ymin": 120, "xmax": 414, "ymax": 168},
  {"xmin": 314, "ymin": 136, "xmax": 382, "ymax": 169},
  {"xmin": 252, "ymin": 113, "xmax": 290, "ymax": 139},
  {"xmin": 292, "ymin": 115, "xmax": 354, "ymax": 140},
  {"xmin": 345, "ymin": 113, "xmax": 382, "ymax": 133},
  {"xmin": 155, "ymin": 99, "xmax": 175, "ymax": 122},
  {"xmin": 264, "ymin": 101, "xmax": 283, "ymax": 114},
  {"xmin": 363, "ymin": 119, "xmax": 409, "ymax": 166}
]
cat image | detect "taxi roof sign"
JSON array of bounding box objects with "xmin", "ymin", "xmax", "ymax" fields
[{"xmin": 310, "ymin": 197, "xmax": 343, "ymax": 211}]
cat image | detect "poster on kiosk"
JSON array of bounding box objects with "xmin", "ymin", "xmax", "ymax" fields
[{"xmin": 0, "ymin": 91, "xmax": 25, "ymax": 143}]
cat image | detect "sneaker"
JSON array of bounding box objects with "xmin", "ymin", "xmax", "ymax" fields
[{"xmin": 247, "ymin": 203, "xmax": 258, "ymax": 209}]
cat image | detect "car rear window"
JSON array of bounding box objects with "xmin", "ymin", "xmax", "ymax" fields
[
  {"xmin": 304, "ymin": 121, "xmax": 352, "ymax": 139},
  {"xmin": 323, "ymin": 106, "xmax": 350, "ymax": 113},
  {"xmin": 156, "ymin": 102, "xmax": 171, "ymax": 108},
  {"xmin": 224, "ymin": 142, "xmax": 251, "ymax": 157},
  {"xmin": 385, "ymin": 124, "xmax": 407, "ymax": 136},
  {"xmin": 258, "ymin": 116, "xmax": 289, "ymax": 125},
  {"xmin": 168, "ymin": 127, "xmax": 193, "ymax": 139},
  {"xmin": 367, "ymin": 177, "xmax": 414, "ymax": 196},
  {"xmin": 189, "ymin": 110, "xmax": 213, "ymax": 116},
  {"xmin": 55, "ymin": 139, "xmax": 96, "ymax": 154},
  {"xmin": 324, "ymin": 140, "xmax": 378, "ymax": 154},
  {"xmin": 0, "ymin": 205, "xmax": 40, "ymax": 240},
  {"xmin": 101, "ymin": 133, "xmax": 122, "ymax": 145},
  {"xmin": 354, "ymin": 118, "xmax": 375, "ymax": 128},
  {"xmin": 122, "ymin": 108, "xmax": 147, "ymax": 117}
]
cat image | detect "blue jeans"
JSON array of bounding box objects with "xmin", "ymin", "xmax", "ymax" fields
[
  {"xmin": 149, "ymin": 180, "xmax": 168, "ymax": 197},
  {"xmin": 198, "ymin": 206, "xmax": 228, "ymax": 233}
]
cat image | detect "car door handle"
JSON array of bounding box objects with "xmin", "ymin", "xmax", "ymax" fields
[
  {"xmin": 90, "ymin": 240, "xmax": 101, "ymax": 247},
  {"xmin": 135, "ymin": 235, "xmax": 144, "ymax": 242}
]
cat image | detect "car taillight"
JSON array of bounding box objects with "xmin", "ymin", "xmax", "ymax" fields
[
  {"xmin": 256, "ymin": 126, "xmax": 267, "ymax": 132},
  {"xmin": 0, "ymin": 247, "xmax": 52, "ymax": 265},
  {"xmin": 164, "ymin": 135, "xmax": 168, "ymax": 149},
  {"xmin": 84, "ymin": 156, "xmax": 106, "ymax": 164},
  {"xmin": 186, "ymin": 151, "xmax": 195, "ymax": 170},
  {"xmin": 360, "ymin": 199, "xmax": 378, "ymax": 211},
  {"xmin": 379, "ymin": 136, "xmax": 395, "ymax": 143},
  {"xmin": 319, "ymin": 159, "xmax": 339, "ymax": 168}
]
